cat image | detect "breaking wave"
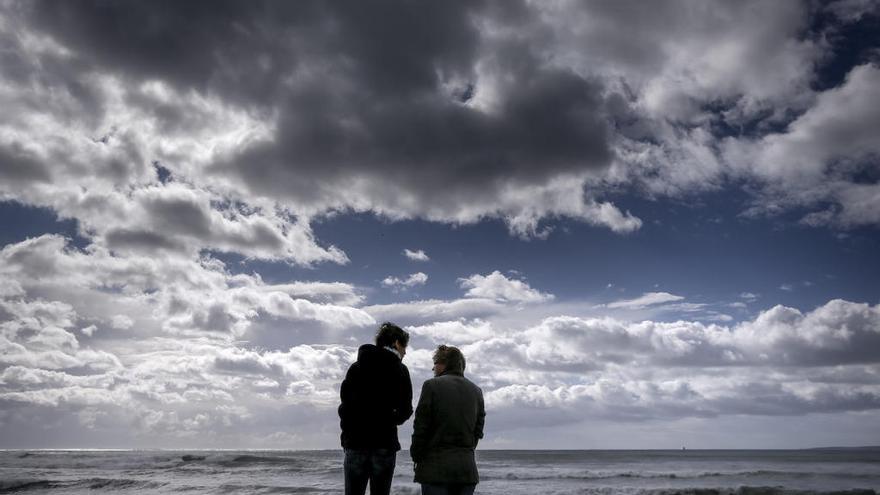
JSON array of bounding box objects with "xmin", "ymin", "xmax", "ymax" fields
[
  {"xmin": 488, "ymin": 470, "xmax": 880, "ymax": 481},
  {"xmin": 628, "ymin": 489, "xmax": 876, "ymax": 495},
  {"xmin": 0, "ymin": 478, "xmax": 167, "ymax": 492}
]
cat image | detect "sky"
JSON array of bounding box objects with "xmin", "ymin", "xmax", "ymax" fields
[{"xmin": 0, "ymin": 0, "xmax": 879, "ymax": 450}]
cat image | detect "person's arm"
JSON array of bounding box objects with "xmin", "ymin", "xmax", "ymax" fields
[
  {"xmin": 338, "ymin": 363, "xmax": 358, "ymax": 429},
  {"xmin": 410, "ymin": 380, "xmax": 433, "ymax": 463},
  {"xmin": 392, "ymin": 364, "xmax": 413, "ymax": 425},
  {"xmin": 474, "ymin": 387, "xmax": 485, "ymax": 447}
]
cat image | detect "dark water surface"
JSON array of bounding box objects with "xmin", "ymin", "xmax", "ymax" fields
[{"xmin": 1, "ymin": 449, "xmax": 878, "ymax": 494}]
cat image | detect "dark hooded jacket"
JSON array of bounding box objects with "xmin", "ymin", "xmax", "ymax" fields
[
  {"xmin": 410, "ymin": 371, "xmax": 485, "ymax": 484},
  {"xmin": 339, "ymin": 344, "xmax": 413, "ymax": 451}
]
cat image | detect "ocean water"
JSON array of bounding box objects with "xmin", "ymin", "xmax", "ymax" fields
[{"xmin": 1, "ymin": 449, "xmax": 878, "ymax": 494}]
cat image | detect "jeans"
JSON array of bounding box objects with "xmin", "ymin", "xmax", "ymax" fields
[
  {"xmin": 344, "ymin": 448, "xmax": 397, "ymax": 495},
  {"xmin": 420, "ymin": 483, "xmax": 477, "ymax": 495}
]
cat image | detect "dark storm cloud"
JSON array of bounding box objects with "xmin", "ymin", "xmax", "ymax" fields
[
  {"xmin": 24, "ymin": 0, "xmax": 484, "ymax": 104},
  {"xmin": 20, "ymin": 0, "xmax": 615, "ymax": 220},
  {"xmin": 23, "ymin": 0, "xmax": 309, "ymax": 105},
  {"xmin": 214, "ymin": 0, "xmax": 612, "ymax": 211},
  {"xmin": 227, "ymin": 65, "xmax": 610, "ymax": 205},
  {"xmin": 6, "ymin": 0, "xmax": 877, "ymax": 235}
]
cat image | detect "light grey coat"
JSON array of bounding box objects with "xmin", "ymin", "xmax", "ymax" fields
[{"xmin": 410, "ymin": 371, "xmax": 485, "ymax": 484}]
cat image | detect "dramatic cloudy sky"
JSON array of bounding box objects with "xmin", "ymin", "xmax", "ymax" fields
[{"xmin": 1, "ymin": 0, "xmax": 879, "ymax": 449}]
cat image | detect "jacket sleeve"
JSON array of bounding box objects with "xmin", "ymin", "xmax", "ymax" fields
[
  {"xmin": 338, "ymin": 363, "xmax": 358, "ymax": 430},
  {"xmin": 410, "ymin": 380, "xmax": 433, "ymax": 463},
  {"xmin": 474, "ymin": 387, "xmax": 485, "ymax": 446},
  {"xmin": 392, "ymin": 364, "xmax": 414, "ymax": 425}
]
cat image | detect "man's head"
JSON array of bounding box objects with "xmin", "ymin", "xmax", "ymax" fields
[
  {"xmin": 375, "ymin": 322, "xmax": 409, "ymax": 358},
  {"xmin": 432, "ymin": 345, "xmax": 465, "ymax": 376}
]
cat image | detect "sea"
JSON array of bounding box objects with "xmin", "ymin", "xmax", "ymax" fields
[{"xmin": 1, "ymin": 449, "xmax": 879, "ymax": 494}]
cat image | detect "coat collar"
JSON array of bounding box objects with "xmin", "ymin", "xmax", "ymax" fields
[{"xmin": 383, "ymin": 345, "xmax": 401, "ymax": 360}]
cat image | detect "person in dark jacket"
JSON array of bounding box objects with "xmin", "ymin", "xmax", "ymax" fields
[
  {"xmin": 339, "ymin": 322, "xmax": 413, "ymax": 495},
  {"xmin": 411, "ymin": 345, "xmax": 485, "ymax": 495}
]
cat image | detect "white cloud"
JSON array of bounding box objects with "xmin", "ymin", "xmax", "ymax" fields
[
  {"xmin": 606, "ymin": 291, "xmax": 685, "ymax": 309},
  {"xmin": 363, "ymin": 298, "xmax": 505, "ymax": 326},
  {"xmin": 403, "ymin": 249, "xmax": 430, "ymax": 262},
  {"xmin": 381, "ymin": 272, "xmax": 428, "ymax": 290},
  {"xmin": 0, "ymin": 235, "xmax": 373, "ymax": 339},
  {"xmin": 526, "ymin": 299, "xmax": 880, "ymax": 370},
  {"xmin": 1, "ymin": 335, "xmax": 122, "ymax": 372},
  {"xmin": 722, "ymin": 64, "xmax": 880, "ymax": 227},
  {"xmin": 407, "ymin": 319, "xmax": 496, "ymax": 345},
  {"xmin": 495, "ymin": 177, "xmax": 644, "ymax": 237},
  {"xmin": 459, "ymin": 271, "xmax": 553, "ymax": 303},
  {"xmin": 741, "ymin": 64, "xmax": 880, "ymax": 184},
  {"xmin": 110, "ymin": 315, "xmax": 134, "ymax": 330},
  {"xmin": 484, "ymin": 378, "xmax": 880, "ymax": 429},
  {"xmin": 474, "ymin": 299, "xmax": 880, "ymax": 430},
  {"xmin": 228, "ymin": 274, "xmax": 365, "ymax": 306},
  {"xmin": 250, "ymin": 292, "xmax": 374, "ymax": 330},
  {"xmin": 0, "ymin": 49, "xmax": 346, "ymax": 267},
  {"xmin": 731, "ymin": 300, "xmax": 880, "ymax": 365},
  {"xmin": 0, "ymin": 280, "xmax": 25, "ymax": 298},
  {"xmin": 2, "ymin": 259, "xmax": 879, "ymax": 447},
  {"xmin": 533, "ymin": 0, "xmax": 825, "ymax": 201}
]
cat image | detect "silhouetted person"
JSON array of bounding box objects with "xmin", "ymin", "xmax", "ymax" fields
[
  {"xmin": 339, "ymin": 322, "xmax": 413, "ymax": 495},
  {"xmin": 411, "ymin": 345, "xmax": 486, "ymax": 495}
]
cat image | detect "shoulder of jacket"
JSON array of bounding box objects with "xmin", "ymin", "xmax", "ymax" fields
[
  {"xmin": 465, "ymin": 377, "xmax": 483, "ymax": 392},
  {"xmin": 422, "ymin": 376, "xmax": 441, "ymax": 387}
]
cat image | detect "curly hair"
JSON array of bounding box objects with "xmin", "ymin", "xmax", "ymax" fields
[{"xmin": 375, "ymin": 322, "xmax": 410, "ymax": 348}]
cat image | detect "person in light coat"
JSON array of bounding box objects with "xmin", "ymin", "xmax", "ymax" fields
[{"xmin": 411, "ymin": 345, "xmax": 485, "ymax": 495}]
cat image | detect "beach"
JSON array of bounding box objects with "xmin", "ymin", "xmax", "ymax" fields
[{"xmin": 2, "ymin": 449, "xmax": 879, "ymax": 494}]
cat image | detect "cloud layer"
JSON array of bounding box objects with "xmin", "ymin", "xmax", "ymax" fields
[
  {"xmin": 5, "ymin": 0, "xmax": 875, "ymax": 249},
  {"xmin": 0, "ymin": 0, "xmax": 878, "ymax": 448},
  {"xmin": 1, "ymin": 232, "xmax": 878, "ymax": 446}
]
